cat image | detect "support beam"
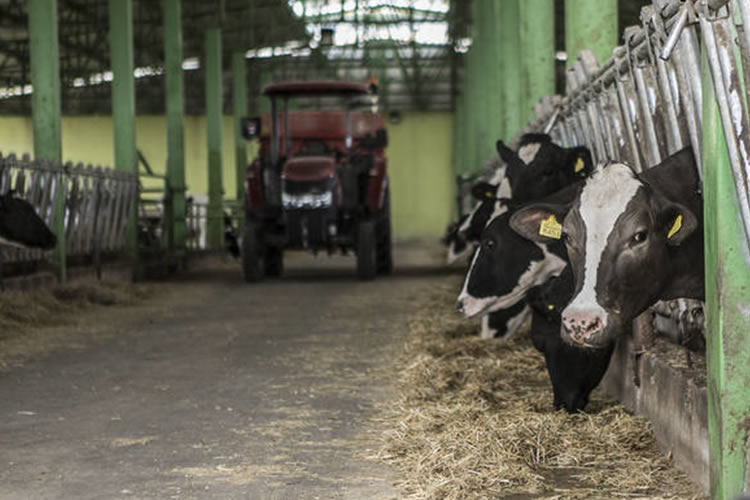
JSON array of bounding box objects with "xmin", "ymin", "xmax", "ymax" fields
[
  {"xmin": 109, "ymin": 0, "xmax": 138, "ymax": 276},
  {"xmin": 163, "ymin": 0, "xmax": 186, "ymax": 260},
  {"xmin": 232, "ymin": 51, "xmax": 248, "ymax": 233},
  {"xmin": 29, "ymin": 0, "xmax": 65, "ymax": 281},
  {"xmin": 564, "ymin": 0, "xmax": 617, "ymax": 66},
  {"xmin": 498, "ymin": 0, "xmax": 522, "ymax": 141},
  {"xmin": 205, "ymin": 27, "xmax": 223, "ymax": 249},
  {"xmin": 701, "ymin": 48, "xmax": 750, "ymax": 500},
  {"xmin": 520, "ymin": 0, "xmax": 555, "ymax": 124}
]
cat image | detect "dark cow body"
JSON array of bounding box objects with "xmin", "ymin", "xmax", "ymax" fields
[
  {"xmin": 0, "ymin": 194, "xmax": 56, "ymax": 250},
  {"xmin": 510, "ymin": 147, "xmax": 703, "ymax": 348},
  {"xmin": 527, "ymin": 266, "xmax": 615, "ymax": 412}
]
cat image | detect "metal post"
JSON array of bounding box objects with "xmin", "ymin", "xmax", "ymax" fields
[
  {"xmin": 232, "ymin": 51, "xmax": 247, "ymax": 233},
  {"xmin": 564, "ymin": 0, "xmax": 617, "ymax": 66},
  {"xmin": 520, "ymin": 0, "xmax": 555, "ymax": 125},
  {"xmin": 29, "ymin": 0, "xmax": 65, "ymax": 282},
  {"xmin": 109, "ymin": 0, "xmax": 138, "ymax": 277},
  {"xmin": 163, "ymin": 0, "xmax": 186, "ymax": 263},
  {"xmin": 700, "ymin": 9, "xmax": 750, "ymax": 500},
  {"xmin": 205, "ymin": 27, "xmax": 223, "ymax": 250},
  {"xmin": 499, "ymin": 0, "xmax": 521, "ymax": 141}
]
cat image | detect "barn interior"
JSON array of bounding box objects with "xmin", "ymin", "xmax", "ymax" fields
[{"xmin": 0, "ymin": 0, "xmax": 747, "ymax": 499}]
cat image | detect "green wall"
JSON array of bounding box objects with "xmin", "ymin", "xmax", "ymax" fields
[{"xmin": 0, "ymin": 111, "xmax": 453, "ymax": 240}]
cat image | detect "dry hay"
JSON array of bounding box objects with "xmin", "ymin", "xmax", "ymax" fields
[
  {"xmin": 376, "ymin": 279, "xmax": 706, "ymax": 500},
  {"xmin": 0, "ymin": 280, "xmax": 152, "ymax": 370}
]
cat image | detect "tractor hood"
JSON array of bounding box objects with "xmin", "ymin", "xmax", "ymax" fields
[{"xmin": 282, "ymin": 156, "xmax": 337, "ymax": 182}]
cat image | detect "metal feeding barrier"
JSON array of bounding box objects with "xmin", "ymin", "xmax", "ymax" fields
[
  {"xmin": 514, "ymin": 0, "xmax": 750, "ymax": 349},
  {"xmin": 0, "ymin": 152, "xmax": 136, "ymax": 277}
]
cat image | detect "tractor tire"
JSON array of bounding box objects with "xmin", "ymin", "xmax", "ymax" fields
[
  {"xmin": 356, "ymin": 219, "xmax": 377, "ymax": 281},
  {"xmin": 264, "ymin": 246, "xmax": 284, "ymax": 277},
  {"xmin": 376, "ymin": 186, "xmax": 393, "ymax": 275},
  {"xmin": 241, "ymin": 222, "xmax": 264, "ymax": 283}
]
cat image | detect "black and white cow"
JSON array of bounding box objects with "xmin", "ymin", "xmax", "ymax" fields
[
  {"xmin": 527, "ymin": 266, "xmax": 615, "ymax": 412},
  {"xmin": 510, "ymin": 147, "xmax": 703, "ymax": 348},
  {"xmin": 0, "ymin": 193, "xmax": 56, "ymax": 250},
  {"xmin": 445, "ymin": 134, "xmax": 593, "ymax": 265},
  {"xmin": 456, "ymin": 183, "xmax": 583, "ymax": 320},
  {"xmin": 480, "ymin": 301, "xmax": 530, "ymax": 339}
]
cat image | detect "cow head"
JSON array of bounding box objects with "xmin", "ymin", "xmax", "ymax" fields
[
  {"xmin": 510, "ymin": 148, "xmax": 701, "ymax": 348},
  {"xmin": 0, "ymin": 194, "xmax": 57, "ymax": 250},
  {"xmin": 456, "ymin": 211, "xmax": 566, "ymax": 318},
  {"xmin": 497, "ymin": 135, "xmax": 593, "ymax": 204}
]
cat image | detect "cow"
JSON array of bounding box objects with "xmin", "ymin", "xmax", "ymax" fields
[
  {"xmin": 527, "ymin": 266, "xmax": 615, "ymax": 412},
  {"xmin": 445, "ymin": 135, "xmax": 593, "ymax": 264},
  {"xmin": 455, "ymin": 184, "xmax": 582, "ymax": 319},
  {"xmin": 0, "ymin": 193, "xmax": 56, "ymax": 250},
  {"xmin": 509, "ymin": 147, "xmax": 703, "ymax": 348},
  {"xmin": 480, "ymin": 301, "xmax": 530, "ymax": 339}
]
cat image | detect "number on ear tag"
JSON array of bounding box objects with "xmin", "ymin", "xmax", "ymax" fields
[
  {"xmin": 667, "ymin": 214, "xmax": 682, "ymax": 239},
  {"xmin": 539, "ymin": 215, "xmax": 562, "ymax": 239},
  {"xmin": 574, "ymin": 157, "xmax": 585, "ymax": 173}
]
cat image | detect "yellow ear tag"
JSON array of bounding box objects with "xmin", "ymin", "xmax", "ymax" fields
[
  {"xmin": 667, "ymin": 214, "xmax": 683, "ymax": 239},
  {"xmin": 547, "ymin": 304, "xmax": 555, "ymax": 311},
  {"xmin": 574, "ymin": 157, "xmax": 584, "ymax": 173},
  {"xmin": 539, "ymin": 215, "xmax": 562, "ymax": 239},
  {"xmin": 485, "ymin": 191, "xmax": 494, "ymax": 199}
]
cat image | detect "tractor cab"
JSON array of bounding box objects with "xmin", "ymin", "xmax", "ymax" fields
[{"xmin": 240, "ymin": 80, "xmax": 392, "ymax": 281}]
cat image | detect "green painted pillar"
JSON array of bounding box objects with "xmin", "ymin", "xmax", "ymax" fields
[
  {"xmin": 701, "ymin": 50, "xmax": 750, "ymax": 500},
  {"xmin": 564, "ymin": 0, "xmax": 617, "ymax": 66},
  {"xmin": 162, "ymin": 0, "xmax": 186, "ymax": 259},
  {"xmin": 475, "ymin": 0, "xmax": 490, "ymax": 165},
  {"xmin": 499, "ymin": 0, "xmax": 522, "ymax": 141},
  {"xmin": 29, "ymin": 0, "xmax": 65, "ymax": 282},
  {"xmin": 485, "ymin": 0, "xmax": 503, "ymax": 150},
  {"xmin": 256, "ymin": 69, "xmax": 273, "ymax": 115},
  {"xmin": 520, "ymin": 0, "xmax": 555, "ymax": 124},
  {"xmin": 205, "ymin": 27, "xmax": 223, "ymax": 249},
  {"xmin": 232, "ymin": 52, "xmax": 248, "ymax": 205},
  {"xmin": 109, "ymin": 0, "xmax": 138, "ymax": 275}
]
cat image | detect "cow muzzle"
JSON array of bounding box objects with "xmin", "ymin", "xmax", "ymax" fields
[{"xmin": 562, "ymin": 310, "xmax": 605, "ymax": 346}]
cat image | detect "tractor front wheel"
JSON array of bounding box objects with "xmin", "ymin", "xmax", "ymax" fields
[
  {"xmin": 242, "ymin": 222, "xmax": 264, "ymax": 283},
  {"xmin": 356, "ymin": 219, "xmax": 377, "ymax": 281}
]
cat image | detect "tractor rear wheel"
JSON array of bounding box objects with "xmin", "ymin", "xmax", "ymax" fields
[
  {"xmin": 264, "ymin": 246, "xmax": 284, "ymax": 277},
  {"xmin": 241, "ymin": 221, "xmax": 264, "ymax": 283},
  {"xmin": 376, "ymin": 186, "xmax": 393, "ymax": 275},
  {"xmin": 356, "ymin": 219, "xmax": 377, "ymax": 281}
]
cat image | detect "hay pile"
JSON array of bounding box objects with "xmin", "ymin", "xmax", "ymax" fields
[
  {"xmin": 377, "ymin": 279, "xmax": 705, "ymax": 499},
  {"xmin": 0, "ymin": 280, "xmax": 151, "ymax": 370}
]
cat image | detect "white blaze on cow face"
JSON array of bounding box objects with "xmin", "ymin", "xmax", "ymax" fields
[
  {"xmin": 562, "ymin": 164, "xmax": 642, "ymax": 341},
  {"xmin": 518, "ymin": 142, "xmax": 542, "ymax": 165}
]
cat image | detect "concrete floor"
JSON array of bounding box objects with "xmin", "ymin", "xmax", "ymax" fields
[{"xmin": 0, "ymin": 243, "xmax": 453, "ymax": 500}]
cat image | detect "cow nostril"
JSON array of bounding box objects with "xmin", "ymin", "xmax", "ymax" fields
[{"xmin": 456, "ymin": 301, "xmax": 465, "ymax": 314}]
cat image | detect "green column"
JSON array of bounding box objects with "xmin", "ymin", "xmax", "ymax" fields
[
  {"xmin": 29, "ymin": 0, "xmax": 65, "ymax": 282},
  {"xmin": 499, "ymin": 0, "xmax": 521, "ymax": 141},
  {"xmin": 205, "ymin": 27, "xmax": 223, "ymax": 249},
  {"xmin": 109, "ymin": 0, "xmax": 138, "ymax": 275},
  {"xmin": 162, "ymin": 0, "xmax": 186, "ymax": 259},
  {"xmin": 701, "ymin": 51, "xmax": 750, "ymax": 500},
  {"xmin": 520, "ymin": 0, "xmax": 555, "ymax": 124},
  {"xmin": 232, "ymin": 52, "xmax": 248, "ymax": 205},
  {"xmin": 564, "ymin": 0, "xmax": 617, "ymax": 66}
]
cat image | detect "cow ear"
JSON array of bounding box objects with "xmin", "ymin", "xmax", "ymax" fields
[
  {"xmin": 470, "ymin": 181, "xmax": 498, "ymax": 201},
  {"xmin": 496, "ymin": 140, "xmax": 516, "ymax": 163},
  {"xmin": 659, "ymin": 202, "xmax": 698, "ymax": 246},
  {"xmin": 567, "ymin": 147, "xmax": 593, "ymax": 178},
  {"xmin": 510, "ymin": 203, "xmax": 568, "ymax": 243}
]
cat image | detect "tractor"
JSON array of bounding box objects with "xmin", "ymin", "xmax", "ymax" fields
[{"xmin": 240, "ymin": 80, "xmax": 392, "ymax": 281}]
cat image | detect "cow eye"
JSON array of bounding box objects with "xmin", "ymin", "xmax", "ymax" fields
[
  {"xmin": 631, "ymin": 231, "xmax": 647, "ymax": 245},
  {"xmin": 484, "ymin": 239, "xmax": 495, "ymax": 249}
]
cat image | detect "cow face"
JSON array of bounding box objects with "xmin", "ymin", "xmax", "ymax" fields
[
  {"xmin": 456, "ymin": 212, "xmax": 566, "ymax": 318},
  {"xmin": 0, "ymin": 195, "xmax": 57, "ymax": 250},
  {"xmin": 497, "ymin": 136, "xmax": 593, "ymax": 204},
  {"xmin": 510, "ymin": 159, "xmax": 700, "ymax": 348}
]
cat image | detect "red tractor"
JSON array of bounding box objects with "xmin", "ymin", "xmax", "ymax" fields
[{"xmin": 240, "ymin": 80, "xmax": 392, "ymax": 281}]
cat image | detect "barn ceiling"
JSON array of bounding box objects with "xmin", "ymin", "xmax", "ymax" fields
[{"xmin": 0, "ymin": 0, "xmax": 650, "ymax": 115}]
